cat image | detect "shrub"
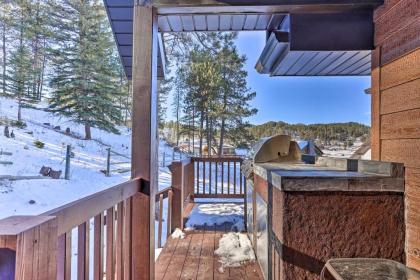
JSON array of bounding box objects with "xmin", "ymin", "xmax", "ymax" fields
[
  {"xmin": 34, "ymin": 140, "xmax": 45, "ymax": 148},
  {"xmin": 10, "ymin": 120, "xmax": 27, "ymax": 128}
]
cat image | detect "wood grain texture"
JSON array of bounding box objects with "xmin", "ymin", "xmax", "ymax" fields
[
  {"xmin": 78, "ymin": 222, "xmax": 90, "ymax": 280},
  {"xmin": 380, "ymin": 48, "xmax": 420, "ymax": 90},
  {"xmin": 132, "ymin": 192, "xmax": 152, "ymax": 280},
  {"xmin": 374, "ymin": 0, "xmax": 403, "ymax": 21},
  {"xmin": 371, "ymin": 68, "xmax": 381, "ymax": 160},
  {"xmin": 381, "ymin": 139, "xmax": 420, "ymax": 168},
  {"xmin": 406, "ymin": 224, "xmax": 420, "ymax": 269},
  {"xmin": 374, "ymin": 0, "xmax": 418, "ymax": 46},
  {"xmin": 106, "ymin": 207, "xmax": 115, "ymax": 280},
  {"xmin": 380, "ymin": 78, "xmax": 420, "ymax": 114},
  {"xmin": 94, "ymin": 213, "xmax": 104, "ymax": 280},
  {"xmin": 381, "ymin": 108, "xmax": 420, "ymax": 139},
  {"xmin": 379, "ymin": 19, "xmax": 420, "ymax": 65}
]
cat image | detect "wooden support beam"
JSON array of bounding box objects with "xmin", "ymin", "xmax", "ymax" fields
[{"xmin": 131, "ymin": 3, "xmax": 158, "ymax": 279}]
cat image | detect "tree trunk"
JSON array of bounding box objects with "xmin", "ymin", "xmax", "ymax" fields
[
  {"xmin": 219, "ymin": 118, "xmax": 225, "ymax": 156},
  {"xmin": 2, "ymin": 23, "xmax": 6, "ymax": 96},
  {"xmin": 199, "ymin": 110, "xmax": 204, "ymax": 157},
  {"xmin": 84, "ymin": 124, "xmax": 92, "ymax": 140}
]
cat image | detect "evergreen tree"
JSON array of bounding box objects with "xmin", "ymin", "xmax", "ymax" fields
[{"xmin": 49, "ymin": 0, "xmax": 123, "ymax": 139}]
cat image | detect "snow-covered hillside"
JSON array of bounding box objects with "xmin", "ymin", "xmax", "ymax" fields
[{"xmin": 0, "ymin": 97, "xmax": 173, "ymax": 219}]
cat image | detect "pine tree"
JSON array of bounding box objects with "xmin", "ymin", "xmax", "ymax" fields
[{"xmin": 49, "ymin": 0, "xmax": 123, "ymax": 139}]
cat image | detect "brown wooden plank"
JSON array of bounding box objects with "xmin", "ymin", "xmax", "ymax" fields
[
  {"xmin": 155, "ymin": 236, "xmax": 180, "ymax": 280},
  {"xmin": 57, "ymin": 232, "xmax": 71, "ymax": 280},
  {"xmin": 371, "ymin": 67, "xmax": 381, "ymax": 160},
  {"xmin": 381, "ymin": 108, "xmax": 420, "ymax": 139},
  {"xmin": 213, "ymin": 227, "xmax": 229, "ymax": 280},
  {"xmin": 215, "ymin": 162, "xmax": 218, "ymax": 195},
  {"xmin": 374, "ymin": 0, "xmax": 418, "ymax": 46},
  {"xmin": 123, "ymin": 198, "xmax": 132, "ymax": 280},
  {"xmin": 380, "ymin": 78, "xmax": 420, "ymax": 115},
  {"xmin": 158, "ymin": 193, "xmax": 164, "ymax": 248},
  {"xmin": 132, "ymin": 192, "xmax": 152, "ymax": 280},
  {"xmin": 162, "ymin": 233, "xmax": 192, "ymax": 280},
  {"xmin": 131, "ymin": 4, "xmax": 159, "ymax": 279},
  {"xmin": 221, "ymin": 162, "xmax": 224, "ymax": 194},
  {"xmin": 406, "ymin": 223, "xmax": 420, "ymax": 270},
  {"xmin": 379, "ymin": 19, "xmax": 420, "ymax": 65},
  {"xmin": 227, "ymin": 161, "xmax": 231, "ymax": 194},
  {"xmin": 234, "ymin": 161, "xmax": 237, "ymax": 194},
  {"xmin": 240, "ymin": 162, "xmax": 243, "ymax": 194},
  {"xmin": 197, "ymin": 226, "xmax": 215, "ymax": 280},
  {"xmin": 194, "ymin": 194, "xmax": 245, "ymax": 199},
  {"xmin": 78, "ymin": 221, "xmax": 90, "ymax": 280},
  {"xmin": 180, "ymin": 231, "xmax": 204, "ymax": 279},
  {"xmin": 381, "ymin": 139, "xmax": 420, "ymax": 168},
  {"xmin": 197, "ymin": 161, "xmax": 200, "ymax": 194},
  {"xmin": 209, "ymin": 161, "xmax": 212, "ymax": 195},
  {"xmin": 380, "ymin": 48, "xmax": 420, "ymax": 90},
  {"xmin": 373, "ymin": 0, "xmax": 402, "ymax": 22},
  {"xmin": 116, "ymin": 202, "xmax": 124, "ymax": 280},
  {"xmin": 106, "ymin": 207, "xmax": 115, "ymax": 280},
  {"xmin": 94, "ymin": 213, "xmax": 104, "ymax": 280},
  {"xmin": 167, "ymin": 190, "xmax": 173, "ymax": 236},
  {"xmin": 203, "ymin": 160, "xmax": 206, "ymax": 194}
]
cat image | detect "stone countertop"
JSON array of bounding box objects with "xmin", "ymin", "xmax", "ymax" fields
[
  {"xmin": 322, "ymin": 258, "xmax": 420, "ymax": 280},
  {"xmin": 253, "ymin": 162, "xmax": 405, "ymax": 193}
]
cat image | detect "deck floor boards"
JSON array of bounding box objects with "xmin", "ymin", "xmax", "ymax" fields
[{"xmin": 156, "ymin": 223, "xmax": 264, "ymax": 280}]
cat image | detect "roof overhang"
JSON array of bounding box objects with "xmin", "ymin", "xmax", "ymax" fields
[
  {"xmin": 104, "ymin": 0, "xmax": 379, "ymax": 79},
  {"xmin": 256, "ymin": 12, "xmax": 373, "ymax": 76}
]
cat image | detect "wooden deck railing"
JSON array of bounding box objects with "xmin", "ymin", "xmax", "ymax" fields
[
  {"xmin": 0, "ymin": 178, "xmax": 152, "ymax": 280},
  {"xmin": 155, "ymin": 187, "xmax": 173, "ymax": 248},
  {"xmin": 191, "ymin": 156, "xmax": 245, "ymax": 199}
]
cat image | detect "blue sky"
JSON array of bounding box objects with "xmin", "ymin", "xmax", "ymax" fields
[
  {"xmin": 235, "ymin": 32, "xmax": 371, "ymax": 126},
  {"xmin": 165, "ymin": 31, "xmax": 372, "ymax": 126}
]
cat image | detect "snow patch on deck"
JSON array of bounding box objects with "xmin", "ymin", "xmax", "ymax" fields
[
  {"xmin": 185, "ymin": 203, "xmax": 245, "ymax": 232},
  {"xmin": 215, "ymin": 232, "xmax": 255, "ymax": 270}
]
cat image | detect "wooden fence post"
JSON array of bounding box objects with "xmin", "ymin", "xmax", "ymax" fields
[
  {"xmin": 65, "ymin": 145, "xmax": 71, "ymax": 180},
  {"xmin": 106, "ymin": 148, "xmax": 111, "ymax": 177}
]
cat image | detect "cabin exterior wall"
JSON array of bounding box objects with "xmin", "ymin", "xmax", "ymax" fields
[{"xmin": 371, "ymin": 0, "xmax": 420, "ymax": 270}]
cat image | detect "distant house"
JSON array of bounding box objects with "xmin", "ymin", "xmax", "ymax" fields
[
  {"xmin": 298, "ymin": 140, "xmax": 323, "ymax": 156},
  {"xmin": 350, "ymin": 142, "xmax": 371, "ymax": 160}
]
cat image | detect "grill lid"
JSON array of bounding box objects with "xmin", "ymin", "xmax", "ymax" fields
[{"xmin": 249, "ymin": 135, "xmax": 298, "ymax": 163}]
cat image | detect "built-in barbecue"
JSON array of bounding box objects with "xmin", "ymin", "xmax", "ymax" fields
[{"xmin": 242, "ymin": 135, "xmax": 405, "ymax": 280}]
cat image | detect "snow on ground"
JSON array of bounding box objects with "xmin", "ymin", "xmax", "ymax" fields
[
  {"xmin": 215, "ymin": 232, "xmax": 255, "ymax": 272},
  {"xmin": 321, "ymin": 139, "xmax": 364, "ymax": 158},
  {"xmin": 0, "ymin": 97, "xmax": 175, "ymax": 219},
  {"xmin": 185, "ymin": 203, "xmax": 245, "ymax": 232}
]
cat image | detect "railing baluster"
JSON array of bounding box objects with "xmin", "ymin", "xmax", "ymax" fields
[
  {"xmin": 203, "ymin": 160, "xmax": 206, "ymax": 194},
  {"xmin": 167, "ymin": 190, "xmax": 173, "ymax": 237},
  {"xmin": 227, "ymin": 161, "xmax": 230, "ymax": 194},
  {"xmin": 94, "ymin": 213, "xmax": 104, "ymax": 280},
  {"xmin": 57, "ymin": 231, "xmax": 72, "ymax": 280},
  {"xmin": 78, "ymin": 221, "xmax": 90, "ymax": 280},
  {"xmin": 116, "ymin": 202, "xmax": 124, "ymax": 280},
  {"xmin": 209, "ymin": 161, "xmax": 212, "ymax": 195},
  {"xmin": 234, "ymin": 161, "xmax": 237, "ymax": 194},
  {"xmin": 215, "ymin": 162, "xmax": 218, "ymax": 195},
  {"xmin": 196, "ymin": 160, "xmax": 200, "ymax": 195},
  {"xmin": 158, "ymin": 194, "xmax": 164, "ymax": 248},
  {"xmin": 106, "ymin": 207, "xmax": 115, "ymax": 280},
  {"xmin": 123, "ymin": 198, "xmax": 132, "ymax": 280},
  {"xmin": 221, "ymin": 162, "xmax": 224, "ymax": 194},
  {"xmin": 240, "ymin": 161, "xmax": 243, "ymax": 194}
]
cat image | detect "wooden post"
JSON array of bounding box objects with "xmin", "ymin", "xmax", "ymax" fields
[
  {"xmin": 0, "ymin": 216, "xmax": 58, "ymax": 280},
  {"xmin": 106, "ymin": 148, "xmax": 111, "ymax": 177},
  {"xmin": 131, "ymin": 3, "xmax": 158, "ymax": 279},
  {"xmin": 65, "ymin": 145, "xmax": 71, "ymax": 180},
  {"xmin": 169, "ymin": 161, "xmax": 183, "ymax": 231}
]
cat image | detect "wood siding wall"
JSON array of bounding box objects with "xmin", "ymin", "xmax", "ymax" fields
[{"xmin": 372, "ymin": 0, "xmax": 420, "ymax": 269}]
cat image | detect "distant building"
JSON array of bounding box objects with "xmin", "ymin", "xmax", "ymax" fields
[
  {"xmin": 297, "ymin": 140, "xmax": 323, "ymax": 156},
  {"xmin": 350, "ymin": 142, "xmax": 371, "ymax": 160}
]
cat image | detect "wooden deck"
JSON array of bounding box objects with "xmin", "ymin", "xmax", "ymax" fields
[{"xmin": 155, "ymin": 224, "xmax": 264, "ymax": 280}]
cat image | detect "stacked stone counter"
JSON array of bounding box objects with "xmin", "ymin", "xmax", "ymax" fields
[{"xmin": 246, "ymin": 157, "xmax": 405, "ymax": 280}]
